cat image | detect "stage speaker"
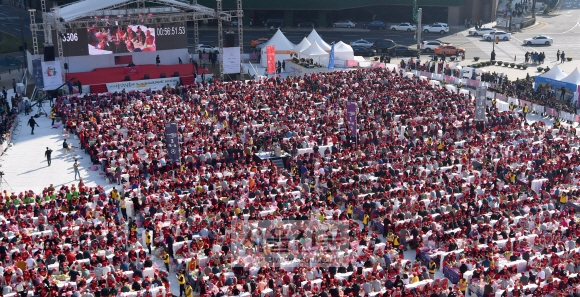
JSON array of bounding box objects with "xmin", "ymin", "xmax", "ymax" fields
[
  {"xmin": 173, "ymin": 72, "xmax": 180, "ymax": 77},
  {"xmin": 143, "ymin": 74, "xmax": 150, "ymax": 79},
  {"xmin": 44, "ymin": 46, "xmax": 55, "ymax": 61},
  {"xmin": 225, "ymin": 33, "xmax": 235, "ymax": 47},
  {"xmin": 124, "ymin": 76, "xmax": 131, "ymax": 81},
  {"xmin": 64, "ymin": 63, "xmax": 69, "ymax": 70},
  {"xmin": 160, "ymin": 73, "xmax": 166, "ymax": 78}
]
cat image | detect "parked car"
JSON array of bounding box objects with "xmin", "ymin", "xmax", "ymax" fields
[
  {"xmin": 371, "ymin": 39, "xmax": 397, "ymax": 53},
  {"xmin": 390, "ymin": 22, "xmax": 416, "ymax": 32},
  {"xmin": 264, "ymin": 18, "xmax": 284, "ymax": 28},
  {"xmin": 421, "ymin": 40, "xmax": 446, "ymax": 52},
  {"xmin": 433, "ymin": 45, "xmax": 465, "ymax": 55},
  {"xmin": 468, "ymin": 27, "xmax": 495, "ymax": 36},
  {"xmin": 296, "ymin": 21, "xmax": 315, "ymax": 27},
  {"xmin": 196, "ymin": 44, "xmax": 218, "ymax": 53},
  {"xmin": 332, "ymin": 20, "xmax": 356, "ymax": 28},
  {"xmin": 350, "ymin": 39, "xmax": 374, "ymax": 48},
  {"xmin": 482, "ymin": 31, "xmax": 511, "ymax": 41},
  {"xmin": 352, "ymin": 46, "xmax": 377, "ymax": 56},
  {"xmin": 523, "ymin": 35, "xmax": 553, "ymax": 45},
  {"xmin": 422, "ymin": 23, "xmax": 449, "ymax": 34},
  {"xmin": 364, "ymin": 21, "xmax": 386, "ymax": 30},
  {"xmin": 387, "ymin": 45, "xmax": 420, "ymax": 57},
  {"xmin": 251, "ymin": 37, "xmax": 269, "ymax": 48}
]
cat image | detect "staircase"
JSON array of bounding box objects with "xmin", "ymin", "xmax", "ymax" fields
[
  {"xmin": 180, "ymin": 75, "xmax": 195, "ymax": 86},
  {"xmin": 271, "ymin": 157, "xmax": 285, "ymax": 171},
  {"xmin": 90, "ymin": 84, "xmax": 108, "ymax": 94}
]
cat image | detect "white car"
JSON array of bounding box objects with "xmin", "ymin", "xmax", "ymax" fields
[
  {"xmin": 350, "ymin": 39, "xmax": 374, "ymax": 48},
  {"xmin": 468, "ymin": 27, "xmax": 495, "ymax": 36},
  {"xmin": 332, "ymin": 20, "xmax": 357, "ymax": 28},
  {"xmin": 390, "ymin": 22, "xmax": 416, "ymax": 32},
  {"xmin": 196, "ymin": 44, "xmax": 219, "ymax": 53},
  {"xmin": 422, "ymin": 24, "xmax": 449, "ymax": 34},
  {"xmin": 482, "ymin": 31, "xmax": 512, "ymax": 41},
  {"xmin": 523, "ymin": 35, "xmax": 553, "ymax": 45},
  {"xmin": 421, "ymin": 40, "xmax": 445, "ymax": 52}
]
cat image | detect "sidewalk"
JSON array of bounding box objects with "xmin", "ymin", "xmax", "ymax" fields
[{"xmin": 0, "ymin": 69, "xmax": 24, "ymax": 92}]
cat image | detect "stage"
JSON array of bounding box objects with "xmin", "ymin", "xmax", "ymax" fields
[{"xmin": 65, "ymin": 63, "xmax": 212, "ymax": 93}]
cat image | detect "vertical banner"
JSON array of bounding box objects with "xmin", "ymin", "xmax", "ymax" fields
[
  {"xmin": 222, "ymin": 47, "xmax": 241, "ymax": 74},
  {"xmin": 475, "ymin": 86, "xmax": 487, "ymax": 121},
  {"xmin": 266, "ymin": 45, "xmax": 276, "ymax": 74},
  {"xmin": 346, "ymin": 102, "xmax": 357, "ymax": 139},
  {"xmin": 41, "ymin": 60, "xmax": 64, "ymax": 90},
  {"xmin": 32, "ymin": 59, "xmax": 44, "ymax": 89},
  {"xmin": 328, "ymin": 44, "xmax": 335, "ymax": 70},
  {"xmin": 164, "ymin": 122, "xmax": 181, "ymax": 164}
]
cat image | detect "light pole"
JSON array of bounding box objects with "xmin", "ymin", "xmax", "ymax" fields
[{"xmin": 17, "ymin": 6, "xmax": 27, "ymax": 71}]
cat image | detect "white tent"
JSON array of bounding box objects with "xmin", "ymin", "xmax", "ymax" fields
[
  {"xmin": 260, "ymin": 29, "xmax": 295, "ymax": 67},
  {"xmin": 299, "ymin": 40, "xmax": 329, "ymax": 65},
  {"xmin": 306, "ymin": 29, "xmax": 332, "ymax": 51},
  {"xmin": 560, "ymin": 67, "xmax": 580, "ymax": 86},
  {"xmin": 332, "ymin": 41, "xmax": 354, "ymax": 61},
  {"xmin": 539, "ymin": 64, "xmax": 567, "ymax": 80},
  {"xmin": 292, "ymin": 38, "xmax": 311, "ymax": 54}
]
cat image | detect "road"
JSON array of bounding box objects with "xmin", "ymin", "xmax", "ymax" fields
[{"xmin": 190, "ymin": 0, "xmax": 580, "ymax": 64}]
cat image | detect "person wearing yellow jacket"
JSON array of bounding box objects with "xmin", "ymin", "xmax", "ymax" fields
[
  {"xmin": 185, "ymin": 283, "xmax": 193, "ymax": 297},
  {"xmin": 50, "ymin": 109, "xmax": 56, "ymax": 126},
  {"xmin": 428, "ymin": 259, "xmax": 437, "ymax": 279},
  {"xmin": 362, "ymin": 213, "xmax": 370, "ymax": 230},
  {"xmin": 163, "ymin": 250, "xmax": 170, "ymax": 272},
  {"xmin": 458, "ymin": 278, "xmax": 467, "ymax": 295},
  {"xmin": 177, "ymin": 271, "xmax": 186, "ymax": 297},
  {"xmin": 393, "ymin": 235, "xmax": 400, "ymax": 249}
]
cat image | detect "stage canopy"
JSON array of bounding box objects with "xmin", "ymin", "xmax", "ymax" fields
[
  {"xmin": 306, "ymin": 29, "xmax": 331, "ymax": 51},
  {"xmin": 560, "ymin": 68, "xmax": 580, "ymax": 89},
  {"xmin": 260, "ymin": 29, "xmax": 295, "ymax": 67}
]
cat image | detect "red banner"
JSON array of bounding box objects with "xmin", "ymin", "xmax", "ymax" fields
[
  {"xmin": 371, "ymin": 62, "xmax": 385, "ymax": 68},
  {"xmin": 346, "ymin": 60, "xmax": 359, "ymax": 67},
  {"xmin": 495, "ymin": 93, "xmax": 506, "ymax": 101},
  {"xmin": 266, "ymin": 46, "xmax": 276, "ymax": 74}
]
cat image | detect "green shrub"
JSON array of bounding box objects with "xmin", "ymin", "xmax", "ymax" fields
[
  {"xmin": 510, "ymin": 63, "xmax": 516, "ymax": 67},
  {"xmin": 474, "ymin": 57, "xmax": 480, "ymax": 61},
  {"xmin": 503, "ymin": 62, "xmax": 510, "ymax": 66},
  {"xmin": 537, "ymin": 67, "xmax": 544, "ymax": 72},
  {"xmin": 522, "ymin": 65, "xmax": 528, "ymax": 70},
  {"xmin": 497, "ymin": 61, "xmax": 503, "ymax": 66},
  {"xmin": 567, "ymin": 57, "xmax": 573, "ymax": 61}
]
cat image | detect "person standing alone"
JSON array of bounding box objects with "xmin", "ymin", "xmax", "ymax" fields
[
  {"xmin": 28, "ymin": 116, "xmax": 39, "ymax": 135},
  {"xmin": 73, "ymin": 159, "xmax": 80, "ymax": 180},
  {"xmin": 156, "ymin": 55, "xmax": 160, "ymax": 67},
  {"xmin": 45, "ymin": 147, "xmax": 53, "ymax": 166}
]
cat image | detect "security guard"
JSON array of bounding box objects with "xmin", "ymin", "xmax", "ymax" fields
[
  {"xmin": 163, "ymin": 250, "xmax": 171, "ymax": 272},
  {"xmin": 145, "ymin": 231, "xmax": 152, "ymax": 254},
  {"xmin": 346, "ymin": 203, "xmax": 353, "ymax": 219},
  {"xmin": 362, "ymin": 213, "xmax": 370, "ymax": 231},
  {"xmin": 437, "ymin": 140, "xmax": 445, "ymax": 151},
  {"xmin": 555, "ymin": 119, "xmax": 561, "ymax": 128},
  {"xmin": 185, "ymin": 283, "xmax": 193, "ymax": 297},
  {"xmin": 491, "ymin": 98, "xmax": 497, "ymax": 109},
  {"xmin": 509, "ymin": 102, "xmax": 515, "ymax": 111},
  {"xmin": 428, "ymin": 259, "xmax": 437, "ymax": 279},
  {"xmin": 120, "ymin": 198, "xmax": 127, "ymax": 220},
  {"xmin": 177, "ymin": 271, "xmax": 186, "ymax": 297},
  {"xmin": 458, "ymin": 278, "xmax": 467, "ymax": 295},
  {"xmin": 523, "ymin": 105, "xmax": 529, "ymax": 120}
]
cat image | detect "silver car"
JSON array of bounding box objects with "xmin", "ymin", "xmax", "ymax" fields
[{"xmin": 333, "ymin": 20, "xmax": 356, "ymax": 28}]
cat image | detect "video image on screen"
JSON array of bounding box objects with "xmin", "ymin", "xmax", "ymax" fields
[{"xmin": 87, "ymin": 24, "xmax": 156, "ymax": 55}]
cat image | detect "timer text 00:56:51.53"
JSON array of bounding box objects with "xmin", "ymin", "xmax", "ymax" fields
[{"xmin": 156, "ymin": 27, "xmax": 186, "ymax": 36}]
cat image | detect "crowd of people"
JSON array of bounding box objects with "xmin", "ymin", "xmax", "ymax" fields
[{"xmin": 2, "ymin": 67, "xmax": 580, "ymax": 297}]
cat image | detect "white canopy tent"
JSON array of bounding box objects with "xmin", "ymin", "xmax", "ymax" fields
[
  {"xmin": 332, "ymin": 41, "xmax": 354, "ymax": 61},
  {"xmin": 260, "ymin": 29, "xmax": 295, "ymax": 67},
  {"xmin": 299, "ymin": 40, "xmax": 329, "ymax": 65},
  {"xmin": 292, "ymin": 38, "xmax": 311, "ymax": 54},
  {"xmin": 306, "ymin": 29, "xmax": 332, "ymax": 52},
  {"xmin": 539, "ymin": 64, "xmax": 567, "ymax": 80},
  {"xmin": 560, "ymin": 67, "xmax": 580, "ymax": 86}
]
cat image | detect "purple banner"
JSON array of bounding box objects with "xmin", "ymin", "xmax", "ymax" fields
[
  {"xmin": 576, "ymin": 114, "xmax": 580, "ymax": 123},
  {"xmin": 444, "ymin": 75, "xmax": 455, "ymax": 83},
  {"xmin": 495, "ymin": 93, "xmax": 506, "ymax": 101},
  {"xmin": 421, "ymin": 71, "xmax": 432, "ymax": 78},
  {"xmin": 164, "ymin": 122, "xmax": 181, "ymax": 164},
  {"xmin": 519, "ymin": 100, "xmax": 532, "ymax": 108},
  {"xmin": 546, "ymin": 107, "xmax": 558, "ymax": 117},
  {"xmin": 346, "ymin": 102, "xmax": 357, "ymax": 139},
  {"xmin": 467, "ymin": 79, "xmax": 480, "ymax": 87}
]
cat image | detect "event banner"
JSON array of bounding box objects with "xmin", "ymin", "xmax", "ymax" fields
[
  {"xmin": 266, "ymin": 45, "xmax": 276, "ymax": 74},
  {"xmin": 475, "ymin": 86, "xmax": 487, "ymax": 121},
  {"xmin": 106, "ymin": 77, "xmax": 180, "ymax": 92},
  {"xmin": 546, "ymin": 107, "xmax": 558, "ymax": 117},
  {"xmin": 519, "ymin": 100, "xmax": 532, "ymax": 108},
  {"xmin": 32, "ymin": 59, "xmax": 44, "ymax": 89},
  {"xmin": 346, "ymin": 102, "xmax": 357, "ymax": 139},
  {"xmin": 41, "ymin": 61, "xmax": 64, "ymax": 90},
  {"xmin": 222, "ymin": 47, "xmax": 241, "ymax": 74},
  {"xmin": 164, "ymin": 122, "xmax": 181, "ymax": 164}
]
